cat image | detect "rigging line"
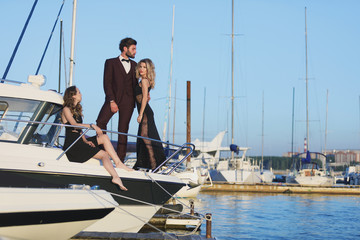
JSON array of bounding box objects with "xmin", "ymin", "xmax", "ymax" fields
[
  {"xmin": 91, "ymin": 187, "xmax": 205, "ymax": 238},
  {"xmin": 175, "ymin": 219, "xmax": 202, "ymax": 236},
  {"xmin": 88, "ymin": 173, "xmax": 204, "ymax": 220},
  {"xmin": 144, "ymin": 173, "xmax": 204, "ymax": 217},
  {"xmin": 35, "ymin": 0, "xmax": 65, "ymax": 75},
  {"xmin": 86, "ymin": 189, "xmax": 177, "ymax": 240},
  {"xmin": 2, "ymin": 0, "xmax": 38, "ymax": 81}
]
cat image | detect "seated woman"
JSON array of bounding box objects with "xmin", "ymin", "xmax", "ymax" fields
[{"xmin": 61, "ymin": 86, "xmax": 133, "ymax": 191}]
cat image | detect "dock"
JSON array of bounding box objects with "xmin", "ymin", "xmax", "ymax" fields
[
  {"xmin": 139, "ymin": 213, "xmax": 202, "ymax": 231},
  {"xmin": 73, "ymin": 202, "xmax": 212, "ymax": 240},
  {"xmin": 72, "ymin": 231, "xmax": 215, "ymax": 240},
  {"xmin": 201, "ymin": 182, "xmax": 360, "ymax": 195}
]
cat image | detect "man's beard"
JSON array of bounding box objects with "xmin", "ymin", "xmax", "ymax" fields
[{"xmin": 126, "ymin": 52, "xmax": 135, "ymax": 59}]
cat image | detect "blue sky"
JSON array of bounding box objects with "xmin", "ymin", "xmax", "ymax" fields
[{"xmin": 1, "ymin": 0, "xmax": 360, "ymax": 156}]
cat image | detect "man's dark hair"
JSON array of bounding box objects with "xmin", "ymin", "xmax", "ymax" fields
[{"xmin": 119, "ymin": 38, "xmax": 137, "ymax": 52}]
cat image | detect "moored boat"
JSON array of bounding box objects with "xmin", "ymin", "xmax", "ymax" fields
[
  {"xmin": 0, "ymin": 77, "xmax": 189, "ymax": 233},
  {"xmin": 0, "ymin": 186, "xmax": 117, "ymax": 240},
  {"xmin": 288, "ymin": 151, "xmax": 334, "ymax": 186}
]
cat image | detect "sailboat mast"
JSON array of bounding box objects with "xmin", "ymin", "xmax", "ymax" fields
[
  {"xmin": 163, "ymin": 5, "xmax": 175, "ymax": 143},
  {"xmin": 324, "ymin": 89, "xmax": 329, "ymax": 155},
  {"xmin": 291, "ymin": 87, "xmax": 295, "ymax": 165},
  {"xmin": 69, "ymin": 0, "xmax": 77, "ymax": 86},
  {"xmin": 202, "ymin": 87, "xmax": 206, "ymax": 152},
  {"xmin": 231, "ymin": 0, "xmax": 235, "ymax": 160},
  {"xmin": 261, "ymin": 91, "xmax": 264, "ymax": 172},
  {"xmin": 305, "ymin": 7, "xmax": 309, "ymax": 150},
  {"xmin": 172, "ymin": 79, "xmax": 177, "ymax": 143},
  {"xmin": 58, "ymin": 19, "xmax": 62, "ymax": 93}
]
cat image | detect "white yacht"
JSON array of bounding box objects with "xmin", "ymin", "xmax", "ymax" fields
[
  {"xmin": 0, "ymin": 186, "xmax": 117, "ymax": 240},
  {"xmin": 0, "ymin": 77, "xmax": 189, "ymax": 233}
]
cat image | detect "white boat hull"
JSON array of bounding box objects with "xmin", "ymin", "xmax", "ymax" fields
[
  {"xmin": 210, "ymin": 169, "xmax": 262, "ymax": 184},
  {"xmin": 174, "ymin": 185, "xmax": 202, "ymax": 198},
  {"xmin": 295, "ymin": 175, "xmax": 334, "ymax": 186},
  {"xmin": 0, "ymin": 143, "xmax": 185, "ymax": 233},
  {"xmin": 84, "ymin": 205, "xmax": 159, "ymax": 233},
  {"xmin": 260, "ymin": 170, "xmax": 275, "ymax": 183},
  {"xmin": 0, "ymin": 187, "xmax": 117, "ymax": 240}
]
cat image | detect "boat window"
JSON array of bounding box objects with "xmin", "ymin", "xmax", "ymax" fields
[
  {"xmin": 29, "ymin": 104, "xmax": 63, "ymax": 146},
  {"xmin": 0, "ymin": 97, "xmax": 40, "ymax": 142},
  {"xmin": 0, "ymin": 101, "xmax": 9, "ymax": 119},
  {"xmin": 0, "ymin": 97, "xmax": 63, "ymax": 146}
]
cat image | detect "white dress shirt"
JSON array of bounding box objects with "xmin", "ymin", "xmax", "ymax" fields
[{"xmin": 119, "ymin": 56, "xmax": 130, "ymax": 74}]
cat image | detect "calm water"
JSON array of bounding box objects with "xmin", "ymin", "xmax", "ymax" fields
[{"xmin": 190, "ymin": 192, "xmax": 360, "ymax": 240}]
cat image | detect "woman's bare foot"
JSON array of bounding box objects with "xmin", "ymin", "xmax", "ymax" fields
[
  {"xmin": 112, "ymin": 178, "xmax": 128, "ymax": 191},
  {"xmin": 115, "ymin": 162, "xmax": 135, "ymax": 171}
]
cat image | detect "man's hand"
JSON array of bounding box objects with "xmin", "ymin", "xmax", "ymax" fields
[{"xmin": 110, "ymin": 101, "xmax": 119, "ymax": 113}]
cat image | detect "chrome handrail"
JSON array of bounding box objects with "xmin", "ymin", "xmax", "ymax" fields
[{"xmin": 0, "ymin": 118, "xmax": 194, "ymax": 175}]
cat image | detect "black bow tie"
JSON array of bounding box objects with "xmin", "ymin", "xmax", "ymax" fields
[{"xmin": 121, "ymin": 59, "xmax": 130, "ymax": 63}]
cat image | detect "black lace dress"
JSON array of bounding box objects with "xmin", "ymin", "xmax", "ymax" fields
[
  {"xmin": 133, "ymin": 81, "xmax": 166, "ymax": 170},
  {"xmin": 63, "ymin": 114, "xmax": 101, "ymax": 162}
]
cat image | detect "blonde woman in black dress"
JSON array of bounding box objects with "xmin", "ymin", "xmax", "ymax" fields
[
  {"xmin": 61, "ymin": 86, "xmax": 133, "ymax": 190},
  {"xmin": 133, "ymin": 59, "xmax": 166, "ymax": 170}
]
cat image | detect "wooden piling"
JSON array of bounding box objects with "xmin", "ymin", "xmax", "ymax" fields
[
  {"xmin": 186, "ymin": 81, "xmax": 191, "ymax": 163},
  {"xmin": 190, "ymin": 199, "xmax": 194, "ymax": 215},
  {"xmin": 205, "ymin": 213, "xmax": 212, "ymax": 239}
]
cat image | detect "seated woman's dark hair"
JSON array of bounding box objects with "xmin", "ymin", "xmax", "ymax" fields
[{"xmin": 63, "ymin": 85, "xmax": 83, "ymax": 117}]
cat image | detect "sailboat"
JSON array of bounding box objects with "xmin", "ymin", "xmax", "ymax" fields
[
  {"xmin": 287, "ymin": 7, "xmax": 333, "ymax": 186},
  {"xmin": 205, "ymin": 0, "xmax": 272, "ymax": 184}
]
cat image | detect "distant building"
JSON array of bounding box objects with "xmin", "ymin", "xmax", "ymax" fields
[
  {"xmin": 283, "ymin": 149, "xmax": 360, "ymax": 166},
  {"xmin": 323, "ymin": 149, "xmax": 360, "ymax": 165}
]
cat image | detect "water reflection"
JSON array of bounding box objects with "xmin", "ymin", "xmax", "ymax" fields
[{"xmin": 193, "ymin": 192, "xmax": 360, "ymax": 240}]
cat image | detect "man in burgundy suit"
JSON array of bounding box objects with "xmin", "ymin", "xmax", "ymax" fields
[{"xmin": 96, "ymin": 38, "xmax": 138, "ymax": 161}]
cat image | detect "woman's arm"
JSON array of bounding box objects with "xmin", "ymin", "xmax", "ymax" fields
[
  {"xmin": 63, "ymin": 107, "xmax": 103, "ymax": 136},
  {"xmin": 137, "ymin": 79, "xmax": 150, "ymax": 123}
]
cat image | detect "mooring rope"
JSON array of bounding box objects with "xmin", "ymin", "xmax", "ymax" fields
[
  {"xmin": 86, "ymin": 173, "xmax": 208, "ymax": 238},
  {"xmin": 144, "ymin": 172, "xmax": 205, "ymax": 219},
  {"xmin": 86, "ymin": 188, "xmax": 178, "ymax": 240}
]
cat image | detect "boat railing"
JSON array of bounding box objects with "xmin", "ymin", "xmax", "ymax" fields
[
  {"xmin": 0, "ymin": 78, "xmax": 25, "ymax": 85},
  {"xmin": 0, "ymin": 118, "xmax": 194, "ymax": 175}
]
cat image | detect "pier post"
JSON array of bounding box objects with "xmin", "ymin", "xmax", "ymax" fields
[
  {"xmin": 186, "ymin": 81, "xmax": 191, "ymax": 163},
  {"xmin": 205, "ymin": 213, "xmax": 212, "ymax": 238},
  {"xmin": 189, "ymin": 199, "xmax": 194, "ymax": 215}
]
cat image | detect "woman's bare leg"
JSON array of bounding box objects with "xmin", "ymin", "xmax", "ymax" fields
[
  {"xmin": 140, "ymin": 114, "xmax": 157, "ymax": 169},
  {"xmin": 97, "ymin": 134, "xmax": 134, "ymax": 171},
  {"xmin": 94, "ymin": 150, "xmax": 128, "ymax": 191}
]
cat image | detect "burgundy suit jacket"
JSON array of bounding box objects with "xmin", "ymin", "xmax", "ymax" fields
[{"xmin": 103, "ymin": 57, "xmax": 137, "ymax": 108}]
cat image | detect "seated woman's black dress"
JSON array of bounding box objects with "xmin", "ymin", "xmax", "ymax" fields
[
  {"xmin": 63, "ymin": 114, "xmax": 101, "ymax": 162},
  {"xmin": 133, "ymin": 82, "xmax": 166, "ymax": 170}
]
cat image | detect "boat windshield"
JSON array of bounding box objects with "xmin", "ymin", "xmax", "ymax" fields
[
  {"xmin": 302, "ymin": 163, "xmax": 319, "ymax": 170},
  {"xmin": 0, "ymin": 96, "xmax": 62, "ymax": 146}
]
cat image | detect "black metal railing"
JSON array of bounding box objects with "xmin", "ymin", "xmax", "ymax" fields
[{"xmin": 0, "ymin": 118, "xmax": 194, "ymax": 175}]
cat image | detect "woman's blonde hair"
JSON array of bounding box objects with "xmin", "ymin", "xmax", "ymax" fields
[
  {"xmin": 135, "ymin": 58, "xmax": 156, "ymax": 89},
  {"xmin": 63, "ymin": 86, "xmax": 83, "ymax": 118}
]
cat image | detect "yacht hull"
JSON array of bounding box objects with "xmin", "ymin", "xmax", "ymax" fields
[
  {"xmin": 0, "ymin": 187, "xmax": 116, "ymax": 240},
  {"xmin": 0, "ymin": 143, "xmax": 185, "ymax": 233}
]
